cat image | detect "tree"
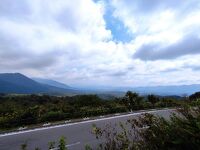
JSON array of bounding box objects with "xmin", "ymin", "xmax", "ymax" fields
[
  {"xmin": 123, "ymin": 91, "xmax": 142, "ymax": 111},
  {"xmin": 189, "ymin": 92, "xmax": 200, "ymax": 101},
  {"xmin": 147, "ymin": 94, "xmax": 159, "ymax": 107}
]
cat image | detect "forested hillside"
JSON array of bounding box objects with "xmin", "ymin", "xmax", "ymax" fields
[{"xmin": 0, "ymin": 91, "xmax": 188, "ymax": 130}]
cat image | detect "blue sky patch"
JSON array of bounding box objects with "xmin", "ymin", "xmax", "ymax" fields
[{"xmin": 104, "ymin": 6, "xmax": 132, "ymax": 43}]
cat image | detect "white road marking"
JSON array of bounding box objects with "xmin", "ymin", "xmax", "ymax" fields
[
  {"xmin": 66, "ymin": 141, "xmax": 81, "ymax": 147},
  {"xmin": 0, "ymin": 109, "xmax": 174, "ymax": 138},
  {"xmin": 51, "ymin": 142, "xmax": 81, "ymax": 150}
]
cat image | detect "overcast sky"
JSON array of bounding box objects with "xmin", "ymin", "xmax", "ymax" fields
[{"xmin": 0, "ymin": 0, "xmax": 200, "ymax": 87}]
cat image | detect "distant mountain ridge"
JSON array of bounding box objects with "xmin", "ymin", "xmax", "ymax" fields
[
  {"xmin": 0, "ymin": 73, "xmax": 200, "ymax": 96},
  {"xmin": 112, "ymin": 84, "xmax": 200, "ymax": 96},
  {"xmin": 0, "ymin": 73, "xmax": 79, "ymax": 95},
  {"xmin": 32, "ymin": 78, "xmax": 72, "ymax": 89},
  {"xmin": 133, "ymin": 84, "xmax": 200, "ymax": 96}
]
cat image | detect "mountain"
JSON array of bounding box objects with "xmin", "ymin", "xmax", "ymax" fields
[
  {"xmin": 79, "ymin": 84, "xmax": 200, "ymax": 96},
  {"xmin": 0, "ymin": 73, "xmax": 79, "ymax": 95},
  {"xmin": 1, "ymin": 73, "xmax": 200, "ymax": 96},
  {"xmin": 32, "ymin": 78, "xmax": 72, "ymax": 89},
  {"xmin": 113, "ymin": 84, "xmax": 200, "ymax": 96}
]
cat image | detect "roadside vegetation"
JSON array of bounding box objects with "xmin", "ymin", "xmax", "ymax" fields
[
  {"xmin": 0, "ymin": 92, "xmax": 185, "ymax": 130},
  {"xmin": 20, "ymin": 136, "xmax": 67, "ymax": 150},
  {"xmin": 6, "ymin": 91, "xmax": 198, "ymax": 150},
  {"xmin": 19, "ymin": 91, "xmax": 200, "ymax": 150},
  {"xmin": 92, "ymin": 105, "xmax": 200, "ymax": 150},
  {"xmin": 90, "ymin": 92, "xmax": 200, "ymax": 150}
]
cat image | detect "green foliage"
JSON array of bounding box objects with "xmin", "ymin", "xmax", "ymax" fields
[
  {"xmin": 20, "ymin": 143, "xmax": 27, "ymax": 150},
  {"xmin": 189, "ymin": 92, "xmax": 200, "ymax": 101},
  {"xmin": 123, "ymin": 91, "xmax": 143, "ymax": 111},
  {"xmin": 15, "ymin": 95, "xmax": 198, "ymax": 150},
  {"xmin": 147, "ymin": 94, "xmax": 159, "ymax": 107},
  {"xmin": 58, "ymin": 136, "xmax": 67, "ymax": 150},
  {"xmin": 40, "ymin": 111, "xmax": 67, "ymax": 122},
  {"xmin": 0, "ymin": 94, "xmax": 128, "ymax": 129},
  {"xmin": 155, "ymin": 98, "xmax": 180, "ymax": 108},
  {"xmin": 92, "ymin": 105, "xmax": 200, "ymax": 150},
  {"xmin": 0, "ymin": 92, "xmax": 183, "ymax": 130},
  {"xmin": 85, "ymin": 144, "xmax": 92, "ymax": 150},
  {"xmin": 48, "ymin": 141, "xmax": 56, "ymax": 149}
]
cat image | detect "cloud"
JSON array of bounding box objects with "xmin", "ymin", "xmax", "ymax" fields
[
  {"xmin": 0, "ymin": 0, "xmax": 31, "ymax": 19},
  {"xmin": 110, "ymin": 0, "xmax": 200, "ymax": 60},
  {"xmin": 0, "ymin": 0, "xmax": 200, "ymax": 87},
  {"xmin": 0, "ymin": 0, "xmax": 134, "ymax": 86},
  {"xmin": 111, "ymin": 0, "xmax": 200, "ymax": 33},
  {"xmin": 134, "ymin": 34, "xmax": 200, "ymax": 60},
  {"xmin": 0, "ymin": 0, "xmax": 111, "ymax": 69},
  {"xmin": 182, "ymin": 64, "xmax": 200, "ymax": 71}
]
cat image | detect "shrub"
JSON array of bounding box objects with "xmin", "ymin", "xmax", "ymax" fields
[{"xmin": 92, "ymin": 106, "xmax": 200, "ymax": 150}]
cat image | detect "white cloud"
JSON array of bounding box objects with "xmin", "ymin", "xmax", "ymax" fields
[
  {"xmin": 111, "ymin": 0, "xmax": 200, "ymax": 48},
  {"xmin": 0, "ymin": 0, "xmax": 200, "ymax": 87},
  {"xmin": 0, "ymin": 0, "xmax": 132, "ymax": 86}
]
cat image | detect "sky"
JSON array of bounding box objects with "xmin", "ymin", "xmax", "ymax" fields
[{"xmin": 0, "ymin": 0, "xmax": 200, "ymax": 87}]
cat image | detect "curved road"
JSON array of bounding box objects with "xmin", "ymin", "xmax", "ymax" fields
[{"xmin": 0, "ymin": 109, "xmax": 174, "ymax": 150}]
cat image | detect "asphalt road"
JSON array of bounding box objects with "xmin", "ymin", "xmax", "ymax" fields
[{"xmin": 0, "ymin": 109, "xmax": 174, "ymax": 150}]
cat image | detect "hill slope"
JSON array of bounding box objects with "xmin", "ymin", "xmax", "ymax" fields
[
  {"xmin": 0, "ymin": 73, "xmax": 79, "ymax": 95},
  {"xmin": 32, "ymin": 78, "xmax": 72, "ymax": 89}
]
